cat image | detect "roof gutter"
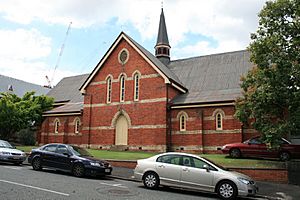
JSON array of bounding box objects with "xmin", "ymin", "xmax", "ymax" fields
[
  {"xmin": 171, "ymin": 101, "xmax": 235, "ymax": 109},
  {"xmin": 42, "ymin": 112, "xmax": 81, "ymax": 117}
]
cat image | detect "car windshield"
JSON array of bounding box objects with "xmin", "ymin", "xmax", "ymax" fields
[
  {"xmin": 69, "ymin": 146, "xmax": 92, "ymax": 157},
  {"xmin": 0, "ymin": 140, "xmax": 13, "ymax": 149}
]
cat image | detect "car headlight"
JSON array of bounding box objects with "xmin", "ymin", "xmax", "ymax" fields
[
  {"xmin": 238, "ymin": 177, "xmax": 251, "ymax": 185},
  {"xmin": 221, "ymin": 145, "xmax": 227, "ymax": 150},
  {"xmin": 90, "ymin": 162, "xmax": 101, "ymax": 167}
]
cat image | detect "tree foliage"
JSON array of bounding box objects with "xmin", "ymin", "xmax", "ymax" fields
[
  {"xmin": 235, "ymin": 0, "xmax": 300, "ymax": 147},
  {"xmin": 0, "ymin": 91, "xmax": 53, "ymax": 140}
]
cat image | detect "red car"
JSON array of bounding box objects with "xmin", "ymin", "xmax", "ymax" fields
[{"xmin": 220, "ymin": 136, "xmax": 300, "ymax": 161}]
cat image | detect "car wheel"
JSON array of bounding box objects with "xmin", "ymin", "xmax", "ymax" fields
[
  {"xmin": 143, "ymin": 172, "xmax": 159, "ymax": 189},
  {"xmin": 32, "ymin": 157, "xmax": 42, "ymax": 171},
  {"xmin": 217, "ymin": 180, "xmax": 237, "ymax": 200},
  {"xmin": 279, "ymin": 151, "xmax": 290, "ymax": 161},
  {"xmin": 73, "ymin": 163, "xmax": 85, "ymax": 177},
  {"xmin": 229, "ymin": 148, "xmax": 241, "ymax": 158}
]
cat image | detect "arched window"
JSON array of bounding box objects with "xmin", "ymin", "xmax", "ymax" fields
[
  {"xmin": 120, "ymin": 75, "xmax": 125, "ymax": 102},
  {"xmin": 133, "ymin": 73, "xmax": 140, "ymax": 101},
  {"xmin": 180, "ymin": 114, "xmax": 186, "ymax": 131},
  {"xmin": 74, "ymin": 118, "xmax": 80, "ymax": 134},
  {"xmin": 216, "ymin": 113, "xmax": 223, "ymax": 130},
  {"xmin": 106, "ymin": 76, "xmax": 112, "ymax": 103},
  {"xmin": 54, "ymin": 118, "xmax": 60, "ymax": 134}
]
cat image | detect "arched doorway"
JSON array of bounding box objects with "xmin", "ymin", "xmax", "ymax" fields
[{"xmin": 115, "ymin": 115, "xmax": 128, "ymax": 145}]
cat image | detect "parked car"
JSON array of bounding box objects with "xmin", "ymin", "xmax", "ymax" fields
[
  {"xmin": 134, "ymin": 152, "xmax": 257, "ymax": 200},
  {"xmin": 220, "ymin": 136, "xmax": 300, "ymax": 161},
  {"xmin": 28, "ymin": 143, "xmax": 112, "ymax": 177},
  {"xmin": 0, "ymin": 140, "xmax": 26, "ymax": 165}
]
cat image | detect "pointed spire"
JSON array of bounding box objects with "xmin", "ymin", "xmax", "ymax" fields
[
  {"xmin": 156, "ymin": 8, "xmax": 170, "ymax": 47},
  {"xmin": 155, "ymin": 8, "xmax": 171, "ymax": 65}
]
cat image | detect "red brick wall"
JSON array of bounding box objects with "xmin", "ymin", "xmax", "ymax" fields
[
  {"xmin": 171, "ymin": 105, "xmax": 243, "ymax": 153},
  {"xmin": 81, "ymin": 38, "xmax": 180, "ymax": 151},
  {"xmin": 39, "ymin": 115, "xmax": 83, "ymax": 145},
  {"xmin": 232, "ymin": 168, "xmax": 288, "ymax": 183}
]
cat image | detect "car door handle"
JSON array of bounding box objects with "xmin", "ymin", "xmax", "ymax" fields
[
  {"xmin": 158, "ymin": 165, "xmax": 165, "ymax": 168},
  {"xmin": 183, "ymin": 168, "xmax": 190, "ymax": 172}
]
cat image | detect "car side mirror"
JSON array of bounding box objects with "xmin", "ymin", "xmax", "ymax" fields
[{"xmin": 203, "ymin": 164, "xmax": 210, "ymax": 172}]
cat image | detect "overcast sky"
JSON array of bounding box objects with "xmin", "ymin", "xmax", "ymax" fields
[{"xmin": 0, "ymin": 0, "xmax": 266, "ymax": 86}]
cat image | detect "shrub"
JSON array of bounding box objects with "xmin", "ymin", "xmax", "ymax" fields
[{"xmin": 17, "ymin": 128, "xmax": 36, "ymax": 145}]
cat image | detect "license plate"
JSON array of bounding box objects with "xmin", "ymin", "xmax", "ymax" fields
[
  {"xmin": 13, "ymin": 157, "xmax": 20, "ymax": 160},
  {"xmin": 105, "ymin": 169, "xmax": 110, "ymax": 173}
]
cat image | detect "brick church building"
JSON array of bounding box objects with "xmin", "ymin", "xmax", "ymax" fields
[{"xmin": 39, "ymin": 9, "xmax": 258, "ymax": 153}]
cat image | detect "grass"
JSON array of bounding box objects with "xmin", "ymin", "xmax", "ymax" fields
[
  {"xmin": 200, "ymin": 154, "xmax": 286, "ymax": 168},
  {"xmin": 16, "ymin": 146, "xmax": 38, "ymax": 153},
  {"xmin": 17, "ymin": 145, "xmax": 286, "ymax": 169},
  {"xmin": 87, "ymin": 149, "xmax": 157, "ymax": 160}
]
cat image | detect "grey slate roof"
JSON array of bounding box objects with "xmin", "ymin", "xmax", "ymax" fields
[
  {"xmin": 47, "ymin": 73, "xmax": 89, "ymax": 103},
  {"xmin": 124, "ymin": 33, "xmax": 184, "ymax": 87},
  {"xmin": 0, "ymin": 74, "xmax": 50, "ymax": 97},
  {"xmin": 43, "ymin": 102, "xmax": 83, "ymax": 114},
  {"xmin": 156, "ymin": 8, "xmax": 170, "ymax": 47},
  {"xmin": 168, "ymin": 50, "xmax": 253, "ymax": 105}
]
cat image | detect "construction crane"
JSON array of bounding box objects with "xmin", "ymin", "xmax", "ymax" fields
[{"xmin": 45, "ymin": 22, "xmax": 72, "ymax": 88}]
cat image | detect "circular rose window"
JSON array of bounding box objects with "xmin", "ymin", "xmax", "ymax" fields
[{"xmin": 118, "ymin": 49, "xmax": 129, "ymax": 64}]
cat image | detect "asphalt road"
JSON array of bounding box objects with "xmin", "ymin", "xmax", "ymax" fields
[{"xmin": 0, "ymin": 162, "xmax": 263, "ymax": 200}]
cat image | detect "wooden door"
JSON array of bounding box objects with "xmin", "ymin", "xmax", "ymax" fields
[{"xmin": 115, "ymin": 115, "xmax": 128, "ymax": 145}]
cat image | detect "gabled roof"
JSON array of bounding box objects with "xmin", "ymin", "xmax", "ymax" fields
[
  {"xmin": 0, "ymin": 74, "xmax": 50, "ymax": 97},
  {"xmin": 80, "ymin": 32, "xmax": 186, "ymax": 93},
  {"xmin": 43, "ymin": 102, "xmax": 83, "ymax": 115},
  {"xmin": 47, "ymin": 73, "xmax": 89, "ymax": 103},
  {"xmin": 168, "ymin": 50, "xmax": 253, "ymax": 105}
]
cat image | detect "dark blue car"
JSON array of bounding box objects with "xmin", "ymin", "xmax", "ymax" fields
[{"xmin": 28, "ymin": 143, "xmax": 112, "ymax": 177}]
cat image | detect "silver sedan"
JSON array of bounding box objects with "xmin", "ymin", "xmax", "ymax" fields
[
  {"xmin": 134, "ymin": 152, "xmax": 258, "ymax": 200},
  {"xmin": 0, "ymin": 140, "xmax": 26, "ymax": 165}
]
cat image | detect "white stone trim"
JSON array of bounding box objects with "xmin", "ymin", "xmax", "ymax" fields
[
  {"xmin": 171, "ymin": 82, "xmax": 186, "ymax": 93},
  {"xmin": 79, "ymin": 144, "xmax": 166, "ymax": 152},
  {"xmin": 40, "ymin": 132, "xmax": 82, "ymax": 136},
  {"xmin": 74, "ymin": 117, "xmax": 81, "ymax": 134},
  {"xmin": 133, "ymin": 71, "xmax": 141, "ymax": 101},
  {"xmin": 203, "ymin": 129, "xmax": 242, "ymax": 134},
  {"xmin": 82, "ymin": 124, "xmax": 166, "ymax": 131},
  {"xmin": 111, "ymin": 110, "xmax": 132, "ymax": 127},
  {"xmin": 172, "ymin": 130, "xmax": 202, "ymax": 135},
  {"xmin": 118, "ymin": 48, "xmax": 129, "ymax": 64},
  {"xmin": 204, "ymin": 115, "xmax": 234, "ymax": 120},
  {"xmin": 171, "ymin": 145, "xmax": 203, "ymax": 151},
  {"xmin": 83, "ymin": 97, "xmax": 167, "ymax": 108},
  {"xmin": 90, "ymin": 73, "xmax": 160, "ymax": 85},
  {"xmin": 243, "ymin": 129, "xmax": 258, "ymax": 133},
  {"xmin": 171, "ymin": 117, "xmax": 197, "ymax": 122}
]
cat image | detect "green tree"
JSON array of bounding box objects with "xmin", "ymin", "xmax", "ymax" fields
[
  {"xmin": 0, "ymin": 91, "xmax": 53, "ymax": 140},
  {"xmin": 235, "ymin": 0, "xmax": 300, "ymax": 147}
]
